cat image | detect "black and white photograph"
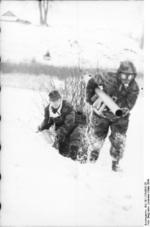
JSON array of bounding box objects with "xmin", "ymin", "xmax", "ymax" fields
[{"xmin": 0, "ymin": 0, "xmax": 146, "ymax": 226}]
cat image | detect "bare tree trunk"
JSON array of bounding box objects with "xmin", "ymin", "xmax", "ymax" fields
[
  {"xmin": 44, "ymin": 0, "xmax": 49, "ymax": 26},
  {"xmin": 38, "ymin": 0, "xmax": 49, "ymax": 26},
  {"xmin": 38, "ymin": 0, "xmax": 44, "ymax": 25}
]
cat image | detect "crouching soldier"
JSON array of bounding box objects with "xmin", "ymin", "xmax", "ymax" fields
[
  {"xmin": 37, "ymin": 90, "xmax": 86, "ymax": 161},
  {"xmin": 86, "ymin": 61, "xmax": 139, "ymax": 171}
]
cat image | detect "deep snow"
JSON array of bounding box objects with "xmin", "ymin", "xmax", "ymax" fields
[{"xmin": 1, "ymin": 86, "xmax": 144, "ymax": 226}]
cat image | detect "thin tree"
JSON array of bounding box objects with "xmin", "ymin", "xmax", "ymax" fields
[{"xmin": 38, "ymin": 0, "xmax": 49, "ymax": 26}]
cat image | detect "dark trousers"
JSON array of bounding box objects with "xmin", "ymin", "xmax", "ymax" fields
[
  {"xmin": 89, "ymin": 112, "xmax": 129, "ymax": 161},
  {"xmin": 57, "ymin": 125, "xmax": 87, "ymax": 161}
]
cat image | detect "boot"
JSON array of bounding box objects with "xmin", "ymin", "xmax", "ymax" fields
[
  {"xmin": 58, "ymin": 142, "xmax": 70, "ymax": 157},
  {"xmin": 69, "ymin": 145, "xmax": 78, "ymax": 160},
  {"xmin": 112, "ymin": 160, "xmax": 122, "ymax": 172},
  {"xmin": 89, "ymin": 150, "xmax": 99, "ymax": 163},
  {"xmin": 77, "ymin": 148, "xmax": 88, "ymax": 164}
]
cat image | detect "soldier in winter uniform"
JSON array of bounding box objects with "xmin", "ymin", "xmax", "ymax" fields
[
  {"xmin": 37, "ymin": 90, "xmax": 86, "ymax": 161},
  {"xmin": 86, "ymin": 61, "xmax": 139, "ymax": 171}
]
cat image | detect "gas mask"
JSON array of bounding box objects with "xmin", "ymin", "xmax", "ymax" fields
[
  {"xmin": 119, "ymin": 73, "xmax": 135, "ymax": 88},
  {"xmin": 117, "ymin": 61, "xmax": 137, "ymax": 88}
]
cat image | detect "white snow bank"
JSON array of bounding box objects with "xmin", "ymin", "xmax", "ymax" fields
[{"xmin": 1, "ymin": 86, "xmax": 144, "ymax": 226}]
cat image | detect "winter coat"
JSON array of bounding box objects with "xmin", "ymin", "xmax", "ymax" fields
[{"xmin": 86, "ymin": 72, "xmax": 139, "ymax": 120}]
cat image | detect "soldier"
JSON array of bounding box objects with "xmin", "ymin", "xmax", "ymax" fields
[
  {"xmin": 37, "ymin": 90, "xmax": 86, "ymax": 161},
  {"xmin": 86, "ymin": 61, "xmax": 139, "ymax": 171}
]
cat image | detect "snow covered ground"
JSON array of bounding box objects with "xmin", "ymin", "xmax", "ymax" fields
[
  {"xmin": 0, "ymin": 2, "xmax": 144, "ymax": 225},
  {"xmin": 1, "ymin": 85, "xmax": 144, "ymax": 226}
]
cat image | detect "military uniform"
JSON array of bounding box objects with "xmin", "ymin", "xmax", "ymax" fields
[
  {"xmin": 86, "ymin": 61, "xmax": 139, "ymax": 170},
  {"xmin": 39, "ymin": 99, "xmax": 86, "ymax": 161}
]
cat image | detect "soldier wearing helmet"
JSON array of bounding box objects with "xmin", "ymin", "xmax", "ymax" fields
[
  {"xmin": 86, "ymin": 61, "xmax": 139, "ymax": 171},
  {"xmin": 117, "ymin": 61, "xmax": 137, "ymax": 88}
]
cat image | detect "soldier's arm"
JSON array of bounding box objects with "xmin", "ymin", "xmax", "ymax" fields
[
  {"xmin": 126, "ymin": 81, "xmax": 139, "ymax": 110},
  {"xmin": 86, "ymin": 78, "xmax": 99, "ymax": 105},
  {"xmin": 39, "ymin": 106, "xmax": 54, "ymax": 131}
]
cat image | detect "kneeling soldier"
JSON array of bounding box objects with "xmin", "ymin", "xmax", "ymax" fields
[{"xmin": 37, "ymin": 90, "xmax": 85, "ymax": 161}]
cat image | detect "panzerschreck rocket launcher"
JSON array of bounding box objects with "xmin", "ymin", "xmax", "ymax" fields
[{"xmin": 93, "ymin": 87, "xmax": 123, "ymax": 117}]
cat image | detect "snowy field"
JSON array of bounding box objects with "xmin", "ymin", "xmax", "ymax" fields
[
  {"xmin": 1, "ymin": 84, "xmax": 144, "ymax": 226},
  {"xmin": 1, "ymin": 21, "xmax": 143, "ymax": 72}
]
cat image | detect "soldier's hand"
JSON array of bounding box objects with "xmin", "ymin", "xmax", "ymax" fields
[
  {"xmin": 98, "ymin": 85, "xmax": 104, "ymax": 90},
  {"xmin": 36, "ymin": 126, "xmax": 41, "ymax": 133},
  {"xmin": 121, "ymin": 107, "xmax": 130, "ymax": 117}
]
